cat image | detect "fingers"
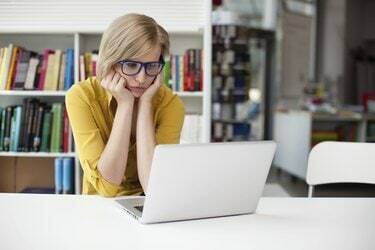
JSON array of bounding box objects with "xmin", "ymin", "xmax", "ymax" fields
[
  {"xmin": 110, "ymin": 73, "xmax": 121, "ymax": 91},
  {"xmin": 116, "ymin": 76, "xmax": 126, "ymax": 91},
  {"xmin": 101, "ymin": 70, "xmax": 115, "ymax": 89}
]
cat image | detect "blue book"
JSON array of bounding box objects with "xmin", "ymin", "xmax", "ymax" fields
[
  {"xmin": 10, "ymin": 106, "xmax": 22, "ymax": 152},
  {"xmin": 175, "ymin": 55, "xmax": 179, "ymax": 92},
  {"xmin": 62, "ymin": 157, "xmax": 74, "ymax": 194},
  {"xmin": 54, "ymin": 158, "xmax": 63, "ymax": 194},
  {"xmin": 64, "ymin": 48, "xmax": 74, "ymax": 90}
]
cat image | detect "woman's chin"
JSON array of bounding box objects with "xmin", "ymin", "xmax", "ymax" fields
[{"xmin": 130, "ymin": 90, "xmax": 144, "ymax": 98}]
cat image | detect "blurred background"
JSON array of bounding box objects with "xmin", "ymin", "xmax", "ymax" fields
[{"xmin": 0, "ymin": 0, "xmax": 374, "ymax": 197}]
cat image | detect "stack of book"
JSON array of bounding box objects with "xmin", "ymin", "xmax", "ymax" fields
[
  {"xmin": 79, "ymin": 51, "xmax": 98, "ymax": 81},
  {"xmin": 163, "ymin": 49, "xmax": 203, "ymax": 92},
  {"xmin": 0, "ymin": 44, "xmax": 74, "ymax": 90},
  {"xmin": 0, "ymin": 99, "xmax": 74, "ymax": 153},
  {"xmin": 54, "ymin": 157, "xmax": 74, "ymax": 194},
  {"xmin": 211, "ymin": 25, "xmax": 251, "ymax": 142},
  {"xmin": 0, "ymin": 44, "xmax": 74, "ymax": 91}
]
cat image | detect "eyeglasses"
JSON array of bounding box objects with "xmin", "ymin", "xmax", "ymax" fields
[{"xmin": 117, "ymin": 56, "xmax": 165, "ymax": 77}]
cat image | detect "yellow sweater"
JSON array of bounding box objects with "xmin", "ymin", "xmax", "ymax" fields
[{"xmin": 65, "ymin": 77, "xmax": 185, "ymax": 197}]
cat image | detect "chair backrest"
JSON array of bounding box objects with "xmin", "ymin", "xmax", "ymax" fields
[{"xmin": 306, "ymin": 141, "xmax": 375, "ymax": 197}]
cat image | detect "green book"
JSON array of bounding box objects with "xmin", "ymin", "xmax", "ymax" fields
[
  {"xmin": 40, "ymin": 110, "xmax": 52, "ymax": 152},
  {"xmin": 50, "ymin": 103, "xmax": 62, "ymax": 152},
  {"xmin": 0, "ymin": 108, "xmax": 5, "ymax": 151},
  {"xmin": 163, "ymin": 57, "xmax": 171, "ymax": 88}
]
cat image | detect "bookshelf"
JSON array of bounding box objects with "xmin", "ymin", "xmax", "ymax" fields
[{"xmin": 0, "ymin": 0, "xmax": 212, "ymax": 194}]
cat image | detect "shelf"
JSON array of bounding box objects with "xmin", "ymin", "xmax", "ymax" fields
[
  {"xmin": 0, "ymin": 90, "xmax": 67, "ymax": 97},
  {"xmin": 175, "ymin": 91, "xmax": 203, "ymax": 97},
  {"xmin": 0, "ymin": 90, "xmax": 203, "ymax": 98},
  {"xmin": 364, "ymin": 114, "xmax": 375, "ymax": 121},
  {"xmin": 312, "ymin": 113, "xmax": 363, "ymax": 122},
  {"xmin": 212, "ymin": 119, "xmax": 252, "ymax": 124},
  {"xmin": 0, "ymin": 152, "xmax": 76, "ymax": 158}
]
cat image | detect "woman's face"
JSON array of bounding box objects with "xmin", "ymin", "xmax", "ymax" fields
[{"xmin": 114, "ymin": 46, "xmax": 162, "ymax": 98}]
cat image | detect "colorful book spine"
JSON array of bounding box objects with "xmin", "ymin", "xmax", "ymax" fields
[
  {"xmin": 54, "ymin": 158, "xmax": 63, "ymax": 194},
  {"xmin": 0, "ymin": 108, "xmax": 5, "ymax": 151},
  {"xmin": 40, "ymin": 110, "xmax": 52, "ymax": 152},
  {"xmin": 64, "ymin": 48, "xmax": 74, "ymax": 90},
  {"xmin": 3, "ymin": 106, "xmax": 13, "ymax": 151},
  {"xmin": 0, "ymin": 44, "xmax": 13, "ymax": 90},
  {"xmin": 50, "ymin": 103, "xmax": 62, "ymax": 152},
  {"xmin": 38, "ymin": 48, "xmax": 53, "ymax": 90},
  {"xmin": 62, "ymin": 157, "xmax": 74, "ymax": 194},
  {"xmin": 10, "ymin": 106, "xmax": 22, "ymax": 152}
]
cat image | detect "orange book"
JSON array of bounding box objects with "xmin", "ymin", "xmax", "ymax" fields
[{"xmin": 6, "ymin": 46, "xmax": 19, "ymax": 90}]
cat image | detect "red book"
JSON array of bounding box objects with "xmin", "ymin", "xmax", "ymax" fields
[
  {"xmin": 37, "ymin": 48, "xmax": 53, "ymax": 90},
  {"xmin": 200, "ymin": 49, "xmax": 204, "ymax": 91},
  {"xmin": 183, "ymin": 53, "xmax": 189, "ymax": 91}
]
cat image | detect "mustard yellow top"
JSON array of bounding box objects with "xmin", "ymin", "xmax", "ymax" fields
[{"xmin": 65, "ymin": 77, "xmax": 185, "ymax": 197}]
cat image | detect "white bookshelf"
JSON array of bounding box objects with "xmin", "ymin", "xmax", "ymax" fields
[
  {"xmin": 0, "ymin": 90, "xmax": 203, "ymax": 98},
  {"xmin": 0, "ymin": 152, "xmax": 76, "ymax": 158},
  {"xmin": 0, "ymin": 0, "xmax": 212, "ymax": 194},
  {"xmin": 0, "ymin": 90, "xmax": 68, "ymax": 97}
]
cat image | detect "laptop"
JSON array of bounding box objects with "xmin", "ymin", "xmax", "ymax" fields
[{"xmin": 114, "ymin": 141, "xmax": 276, "ymax": 224}]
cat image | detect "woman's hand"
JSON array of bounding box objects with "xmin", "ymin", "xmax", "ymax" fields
[
  {"xmin": 139, "ymin": 72, "xmax": 163, "ymax": 103},
  {"xmin": 101, "ymin": 70, "xmax": 134, "ymax": 105}
]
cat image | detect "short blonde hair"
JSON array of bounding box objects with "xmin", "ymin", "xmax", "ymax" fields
[{"xmin": 96, "ymin": 13, "xmax": 170, "ymax": 81}]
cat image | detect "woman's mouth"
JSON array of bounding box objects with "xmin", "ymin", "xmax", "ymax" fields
[{"xmin": 128, "ymin": 86, "xmax": 146, "ymax": 91}]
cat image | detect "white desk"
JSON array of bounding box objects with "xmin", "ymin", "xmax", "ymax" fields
[{"xmin": 0, "ymin": 194, "xmax": 374, "ymax": 250}]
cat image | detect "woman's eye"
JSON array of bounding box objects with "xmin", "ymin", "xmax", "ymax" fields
[
  {"xmin": 148, "ymin": 63, "xmax": 159, "ymax": 70},
  {"xmin": 126, "ymin": 62, "xmax": 138, "ymax": 68}
]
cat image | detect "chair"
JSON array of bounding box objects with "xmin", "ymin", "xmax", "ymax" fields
[{"xmin": 306, "ymin": 141, "xmax": 375, "ymax": 197}]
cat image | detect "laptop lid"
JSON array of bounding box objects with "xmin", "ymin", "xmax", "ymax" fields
[{"xmin": 140, "ymin": 141, "xmax": 276, "ymax": 224}]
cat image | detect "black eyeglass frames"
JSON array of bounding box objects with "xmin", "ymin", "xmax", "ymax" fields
[{"xmin": 117, "ymin": 56, "xmax": 165, "ymax": 77}]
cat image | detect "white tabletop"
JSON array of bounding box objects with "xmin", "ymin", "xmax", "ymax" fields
[{"xmin": 0, "ymin": 194, "xmax": 374, "ymax": 250}]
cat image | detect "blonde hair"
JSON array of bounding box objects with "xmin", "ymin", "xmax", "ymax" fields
[{"xmin": 96, "ymin": 13, "xmax": 170, "ymax": 81}]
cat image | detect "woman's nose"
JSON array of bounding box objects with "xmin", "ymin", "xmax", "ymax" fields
[{"xmin": 135, "ymin": 66, "xmax": 146, "ymax": 84}]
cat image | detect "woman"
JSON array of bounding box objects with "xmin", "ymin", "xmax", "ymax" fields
[{"xmin": 66, "ymin": 13, "xmax": 185, "ymax": 197}]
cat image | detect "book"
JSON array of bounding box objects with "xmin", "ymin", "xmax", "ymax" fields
[
  {"xmin": 3, "ymin": 106, "xmax": 13, "ymax": 151},
  {"xmin": 20, "ymin": 98, "xmax": 31, "ymax": 151},
  {"xmin": 10, "ymin": 106, "xmax": 22, "ymax": 152},
  {"xmin": 51, "ymin": 50, "xmax": 62, "ymax": 90},
  {"xmin": 58, "ymin": 53, "xmax": 66, "ymax": 91},
  {"xmin": 32, "ymin": 104, "xmax": 45, "ymax": 152},
  {"xmin": 24, "ymin": 57, "xmax": 40, "ymax": 90},
  {"xmin": 0, "ymin": 44, "xmax": 13, "ymax": 90},
  {"xmin": 62, "ymin": 157, "xmax": 74, "ymax": 194},
  {"xmin": 0, "ymin": 108, "xmax": 5, "ymax": 151},
  {"xmin": 64, "ymin": 48, "xmax": 74, "ymax": 90},
  {"xmin": 54, "ymin": 158, "xmax": 63, "ymax": 194},
  {"xmin": 6, "ymin": 46, "xmax": 19, "ymax": 90},
  {"xmin": 79, "ymin": 55, "xmax": 85, "ymax": 81},
  {"xmin": 38, "ymin": 49, "xmax": 53, "ymax": 90},
  {"xmin": 44, "ymin": 53, "xmax": 56, "ymax": 91},
  {"xmin": 24, "ymin": 99, "xmax": 38, "ymax": 151},
  {"xmin": 13, "ymin": 50, "xmax": 34, "ymax": 90},
  {"xmin": 40, "ymin": 109, "xmax": 52, "ymax": 152},
  {"xmin": 50, "ymin": 103, "xmax": 62, "ymax": 152}
]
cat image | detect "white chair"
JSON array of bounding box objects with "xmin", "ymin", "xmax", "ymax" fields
[{"xmin": 306, "ymin": 141, "xmax": 375, "ymax": 197}]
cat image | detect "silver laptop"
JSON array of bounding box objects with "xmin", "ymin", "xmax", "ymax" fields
[{"xmin": 114, "ymin": 141, "xmax": 276, "ymax": 224}]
